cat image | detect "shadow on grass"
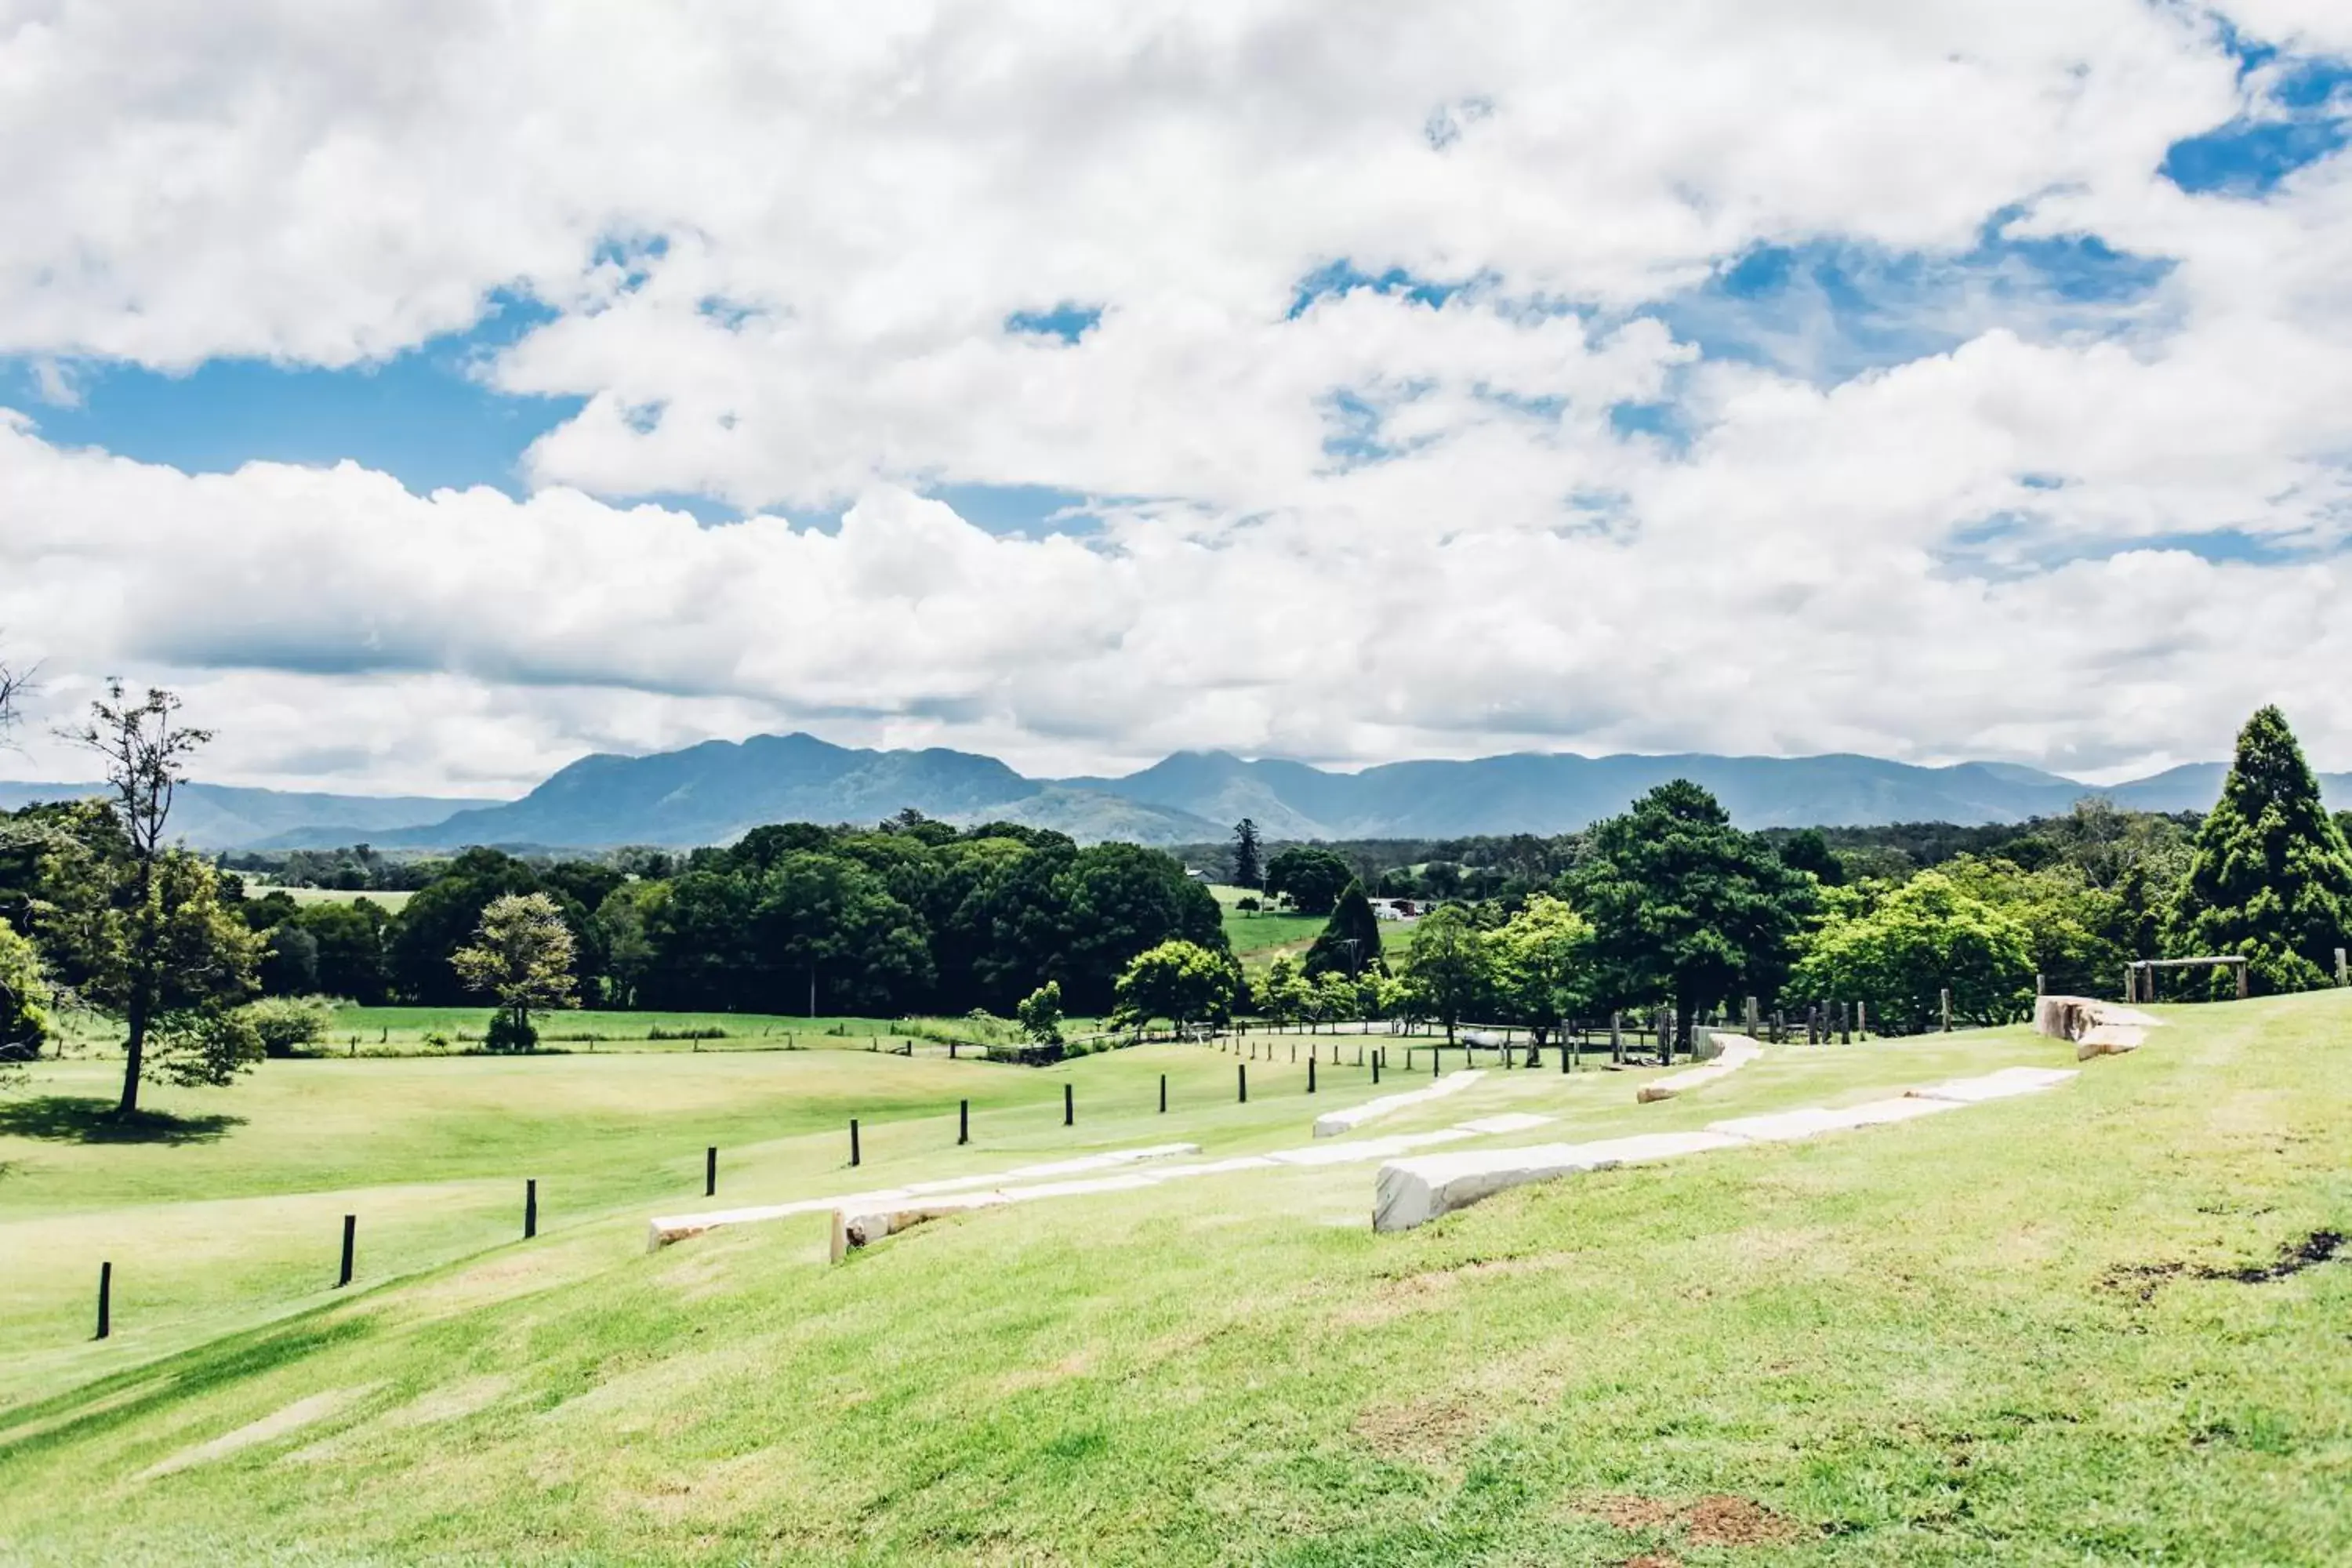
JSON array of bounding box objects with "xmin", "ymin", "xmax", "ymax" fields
[{"xmin": 0, "ymin": 1096, "xmax": 243, "ymax": 1145}]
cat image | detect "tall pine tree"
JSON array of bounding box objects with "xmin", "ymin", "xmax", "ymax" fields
[
  {"xmin": 1229, "ymin": 818, "xmax": 1263, "ymax": 891},
  {"xmin": 2172, "ymin": 706, "xmax": 2352, "ymax": 995},
  {"xmin": 1305, "ymin": 878, "xmax": 1386, "ymax": 978}
]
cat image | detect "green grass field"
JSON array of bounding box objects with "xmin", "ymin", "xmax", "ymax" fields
[
  {"xmin": 1214, "ymin": 882, "xmax": 1421, "ymax": 969},
  {"xmin": 241, "ymin": 884, "xmax": 416, "ymax": 913},
  {"xmin": 319, "ymin": 1006, "xmax": 912, "ymax": 1052},
  {"xmin": 2, "ymin": 994, "xmax": 2347, "ymax": 1563}
]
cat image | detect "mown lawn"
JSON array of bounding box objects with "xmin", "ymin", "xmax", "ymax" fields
[{"xmin": 2, "ymin": 995, "xmax": 2347, "ymax": 1564}]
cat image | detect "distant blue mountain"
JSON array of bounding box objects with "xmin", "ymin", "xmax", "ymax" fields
[
  {"xmin": 0, "ymin": 780, "xmax": 496, "ymax": 850},
  {"xmin": 16, "ymin": 736, "xmax": 2343, "ymax": 852}
]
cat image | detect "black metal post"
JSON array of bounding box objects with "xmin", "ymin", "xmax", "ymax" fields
[
  {"xmin": 959, "ymin": 1099, "xmax": 970, "ymax": 1145},
  {"xmin": 850, "ymin": 1119, "xmax": 861, "ymax": 1167},
  {"xmin": 1308, "ymin": 1057, "xmax": 1317, "ymax": 1094},
  {"xmin": 337, "ymin": 1214, "xmax": 355, "ymax": 1288},
  {"xmin": 706, "ymin": 1145, "xmax": 717, "ymax": 1197},
  {"xmin": 1238, "ymin": 1064, "xmax": 1247, "ymax": 1103},
  {"xmin": 96, "ymin": 1261, "xmax": 111, "ymax": 1340},
  {"xmin": 1159, "ymin": 1074, "xmax": 1167, "ymax": 1113},
  {"xmin": 524, "ymin": 1178, "xmax": 537, "ymax": 1240},
  {"xmin": 1064, "ymin": 1083, "xmax": 1074, "ymax": 1127}
]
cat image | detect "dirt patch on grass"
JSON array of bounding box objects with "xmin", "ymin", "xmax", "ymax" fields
[
  {"xmin": 140, "ymin": 1385, "xmax": 376, "ymax": 1479},
  {"xmin": 1335, "ymin": 1255, "xmax": 1552, "ymax": 1325},
  {"xmin": 2104, "ymin": 1229, "xmax": 2345, "ymax": 1300},
  {"xmin": 288, "ymin": 1374, "xmax": 513, "ymax": 1462},
  {"xmin": 1585, "ymin": 1494, "xmax": 1676, "ymax": 1531},
  {"xmin": 1352, "ymin": 1397, "xmax": 1484, "ymax": 1465},
  {"xmin": 2211, "ymin": 1229, "xmax": 2343, "ymax": 1282},
  {"xmin": 996, "ymin": 1348, "xmax": 1097, "ymax": 1394},
  {"xmin": 1686, "ymin": 1494, "xmax": 1801, "ymax": 1546},
  {"xmin": 1576, "ymin": 1493, "xmax": 1798, "ymax": 1549}
]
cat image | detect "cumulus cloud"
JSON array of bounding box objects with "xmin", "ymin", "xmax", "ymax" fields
[{"xmin": 1, "ymin": 0, "xmax": 2349, "ymax": 793}]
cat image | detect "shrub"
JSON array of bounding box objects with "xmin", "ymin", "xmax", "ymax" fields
[
  {"xmin": 483, "ymin": 1010, "xmax": 539, "ymax": 1053},
  {"xmin": 235, "ymin": 995, "xmax": 336, "ymax": 1058}
]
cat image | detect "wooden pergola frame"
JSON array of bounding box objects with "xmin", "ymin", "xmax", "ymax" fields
[{"xmin": 2125, "ymin": 956, "xmax": 2248, "ymax": 1003}]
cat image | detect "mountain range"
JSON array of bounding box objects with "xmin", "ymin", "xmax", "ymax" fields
[
  {"xmin": 7, "ymin": 735, "xmax": 2348, "ymax": 852},
  {"xmin": 0, "ymin": 781, "xmax": 499, "ymax": 851}
]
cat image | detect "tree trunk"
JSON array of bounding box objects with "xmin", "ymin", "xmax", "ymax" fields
[{"xmin": 117, "ymin": 993, "xmax": 148, "ymax": 1116}]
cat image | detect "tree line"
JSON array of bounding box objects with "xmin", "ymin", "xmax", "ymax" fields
[{"xmin": 1329, "ymin": 706, "xmax": 2352, "ymax": 1044}]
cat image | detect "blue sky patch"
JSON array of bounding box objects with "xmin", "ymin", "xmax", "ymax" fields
[
  {"xmin": 927, "ymin": 481, "xmax": 1105, "ymax": 535},
  {"xmin": 0, "ymin": 293, "xmax": 580, "ymax": 497},
  {"xmin": 2161, "ymin": 37, "xmax": 2352, "ymax": 196},
  {"xmin": 1641, "ymin": 212, "xmax": 2175, "ymax": 387},
  {"xmin": 1005, "ymin": 304, "xmax": 1102, "ymax": 343},
  {"xmin": 1288, "ymin": 261, "xmax": 1472, "ymax": 320}
]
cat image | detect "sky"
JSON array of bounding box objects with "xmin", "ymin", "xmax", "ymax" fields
[{"xmin": 4, "ymin": 0, "xmax": 2352, "ymax": 799}]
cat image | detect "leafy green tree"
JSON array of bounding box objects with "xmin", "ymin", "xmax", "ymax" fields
[
  {"xmin": 752, "ymin": 851, "xmax": 935, "ymax": 1015},
  {"xmin": 452, "ymin": 892, "xmax": 578, "ymax": 1052},
  {"xmin": 1230, "ymin": 818, "xmax": 1263, "ymax": 891},
  {"xmin": 1940, "ymin": 855, "xmax": 2125, "ymax": 999},
  {"xmin": 1257, "ymin": 954, "xmax": 1312, "ymax": 1027},
  {"xmin": 38, "ymin": 842, "xmax": 263, "ymax": 1103},
  {"xmin": 47, "ymin": 683, "xmax": 266, "ymax": 1112},
  {"xmin": 1113, "ymin": 939, "xmax": 1239, "ymax": 1031},
  {"xmin": 1566, "ymin": 780, "xmax": 1813, "ymax": 1050},
  {"xmin": 1265, "ymin": 845, "xmax": 1352, "ymax": 915},
  {"xmin": 236, "ymin": 994, "xmax": 335, "ymax": 1058},
  {"xmin": 1491, "ymin": 893, "xmax": 1593, "ymax": 1046},
  {"xmin": 0, "ymin": 922, "xmax": 54, "ymax": 1062},
  {"xmin": 591, "ymin": 880, "xmax": 662, "ymax": 1009},
  {"xmin": 1057, "ymin": 843, "xmax": 1227, "ymax": 1011},
  {"xmin": 1014, "ymin": 980, "xmax": 1065, "ymax": 1045},
  {"xmin": 259, "ymin": 923, "xmax": 320, "ymax": 995},
  {"xmin": 387, "ymin": 848, "xmax": 542, "ymax": 1004},
  {"xmin": 1789, "ymin": 873, "xmax": 2034, "ymax": 1032},
  {"xmin": 1778, "ymin": 829, "xmax": 1844, "ymax": 886},
  {"xmin": 2171, "ymin": 706, "xmax": 2352, "ymax": 995},
  {"xmin": 1305, "ymin": 877, "xmax": 1385, "ymax": 977},
  {"xmin": 1403, "ymin": 905, "xmax": 1493, "ymax": 1045},
  {"xmin": 641, "ymin": 869, "xmax": 757, "ymax": 1009},
  {"xmin": 291, "ymin": 899, "xmax": 392, "ymax": 1004},
  {"xmin": 1312, "ymin": 969, "xmax": 1359, "ymax": 1032}
]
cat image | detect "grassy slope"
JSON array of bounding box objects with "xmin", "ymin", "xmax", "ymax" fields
[{"xmin": 2, "ymin": 996, "xmax": 2348, "ymax": 1563}]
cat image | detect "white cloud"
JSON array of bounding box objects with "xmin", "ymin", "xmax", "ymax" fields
[{"xmin": 2, "ymin": 1, "xmax": 2350, "ymax": 793}]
